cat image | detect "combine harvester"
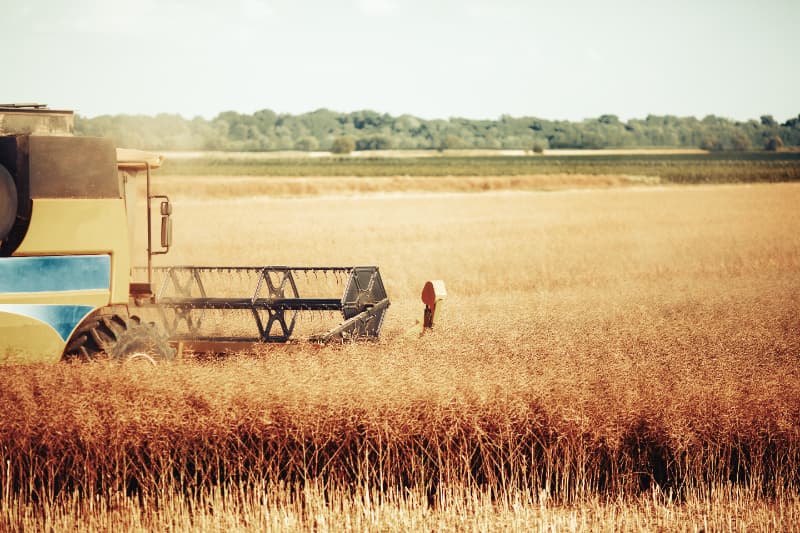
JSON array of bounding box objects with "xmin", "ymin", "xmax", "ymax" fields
[{"xmin": 0, "ymin": 104, "xmax": 445, "ymax": 363}]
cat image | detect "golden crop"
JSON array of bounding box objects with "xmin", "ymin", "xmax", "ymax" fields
[{"xmin": 1, "ymin": 181, "xmax": 799, "ymax": 530}]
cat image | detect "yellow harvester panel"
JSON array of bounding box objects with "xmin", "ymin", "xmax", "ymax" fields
[
  {"xmin": 0, "ymin": 312, "xmax": 69, "ymax": 364},
  {"xmin": 14, "ymin": 198, "xmax": 130, "ymax": 303}
]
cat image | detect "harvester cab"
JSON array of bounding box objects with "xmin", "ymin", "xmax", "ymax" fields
[{"xmin": 0, "ymin": 104, "xmax": 445, "ymax": 364}]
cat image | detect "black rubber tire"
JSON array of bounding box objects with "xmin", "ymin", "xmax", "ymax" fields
[
  {"xmin": 63, "ymin": 314, "xmax": 175, "ymax": 364},
  {"xmin": 0, "ymin": 164, "xmax": 17, "ymax": 242}
]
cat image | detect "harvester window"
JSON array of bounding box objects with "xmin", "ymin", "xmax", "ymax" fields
[{"xmin": 28, "ymin": 136, "xmax": 121, "ymax": 199}]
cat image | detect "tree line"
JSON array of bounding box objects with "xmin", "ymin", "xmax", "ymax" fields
[{"xmin": 75, "ymin": 109, "xmax": 800, "ymax": 152}]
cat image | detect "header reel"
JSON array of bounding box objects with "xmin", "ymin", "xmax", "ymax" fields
[{"xmin": 135, "ymin": 265, "xmax": 390, "ymax": 350}]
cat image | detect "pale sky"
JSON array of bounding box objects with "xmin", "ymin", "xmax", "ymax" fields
[{"xmin": 2, "ymin": 0, "xmax": 798, "ymax": 122}]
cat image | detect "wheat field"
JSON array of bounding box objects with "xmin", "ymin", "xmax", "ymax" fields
[{"xmin": 1, "ymin": 181, "xmax": 799, "ymax": 531}]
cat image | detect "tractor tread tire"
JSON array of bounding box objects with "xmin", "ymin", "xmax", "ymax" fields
[{"xmin": 63, "ymin": 313, "xmax": 175, "ymax": 363}]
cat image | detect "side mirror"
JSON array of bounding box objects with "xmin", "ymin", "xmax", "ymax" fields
[
  {"xmin": 160, "ymin": 215, "xmax": 172, "ymax": 249},
  {"xmin": 157, "ymin": 198, "xmax": 172, "ymax": 251},
  {"xmin": 148, "ymin": 194, "xmax": 172, "ymax": 258}
]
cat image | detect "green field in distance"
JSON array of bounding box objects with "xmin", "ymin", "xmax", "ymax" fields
[{"xmin": 160, "ymin": 152, "xmax": 800, "ymax": 184}]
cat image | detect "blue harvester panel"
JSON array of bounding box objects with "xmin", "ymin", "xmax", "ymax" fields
[
  {"xmin": 0, "ymin": 255, "xmax": 111, "ymax": 341},
  {"xmin": 0, "ymin": 255, "xmax": 111, "ymax": 293}
]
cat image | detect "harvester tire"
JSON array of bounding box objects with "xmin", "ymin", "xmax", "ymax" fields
[
  {"xmin": 0, "ymin": 164, "xmax": 17, "ymax": 242},
  {"xmin": 63, "ymin": 314, "xmax": 175, "ymax": 364}
]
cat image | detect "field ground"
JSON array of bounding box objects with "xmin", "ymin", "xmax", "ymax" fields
[
  {"xmin": 2, "ymin": 180, "xmax": 799, "ymax": 530},
  {"xmin": 161, "ymin": 148, "xmax": 712, "ymax": 160},
  {"xmin": 152, "ymin": 173, "xmax": 663, "ymax": 198}
]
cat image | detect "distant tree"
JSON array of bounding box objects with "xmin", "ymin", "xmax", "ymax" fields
[
  {"xmin": 765, "ymin": 136, "xmax": 784, "ymax": 151},
  {"xmin": 273, "ymin": 133, "xmax": 294, "ymax": 150},
  {"xmin": 74, "ymin": 109, "xmax": 800, "ymax": 152},
  {"xmin": 730, "ymin": 131, "xmax": 752, "ymax": 151},
  {"xmin": 438, "ymin": 134, "xmax": 462, "ymax": 151},
  {"xmin": 295, "ymin": 136, "xmax": 320, "ymax": 151},
  {"xmin": 394, "ymin": 114, "xmax": 422, "ymax": 133},
  {"xmin": 531, "ymin": 142, "xmax": 545, "ymax": 154},
  {"xmin": 331, "ymin": 136, "xmax": 356, "ymax": 154},
  {"xmin": 783, "ymin": 115, "xmax": 800, "ymax": 129},
  {"xmin": 760, "ymin": 115, "xmax": 777, "ymax": 128},
  {"xmin": 700, "ymin": 136, "xmax": 723, "ymax": 152},
  {"xmin": 393, "ymin": 134, "xmax": 418, "ymax": 149},
  {"xmin": 356, "ymin": 135, "xmax": 392, "ymax": 151},
  {"xmin": 351, "ymin": 110, "xmax": 386, "ymax": 130},
  {"xmin": 253, "ymin": 109, "xmax": 278, "ymax": 133}
]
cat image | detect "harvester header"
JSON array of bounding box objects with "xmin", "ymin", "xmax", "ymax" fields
[{"xmin": 141, "ymin": 265, "xmax": 390, "ymax": 350}]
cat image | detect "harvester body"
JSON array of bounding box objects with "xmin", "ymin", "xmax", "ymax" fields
[
  {"xmin": 0, "ymin": 105, "xmax": 391, "ymax": 363},
  {"xmin": 1, "ymin": 108, "xmax": 133, "ymax": 363}
]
